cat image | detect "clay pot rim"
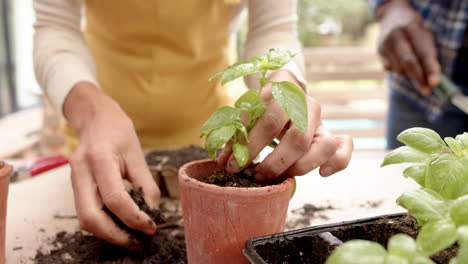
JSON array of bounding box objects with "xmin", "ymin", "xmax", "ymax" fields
[
  {"xmin": 0, "ymin": 163, "xmax": 12, "ymax": 177},
  {"xmin": 179, "ymin": 159, "xmax": 294, "ymax": 197}
]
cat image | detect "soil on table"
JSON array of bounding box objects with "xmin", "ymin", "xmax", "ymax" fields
[
  {"xmin": 34, "ymin": 189, "xmax": 187, "ymax": 264},
  {"xmin": 286, "ymin": 203, "xmax": 336, "ymax": 230},
  {"xmin": 203, "ymin": 167, "xmax": 266, "ymax": 188},
  {"xmin": 255, "ymin": 215, "xmax": 457, "ymax": 264},
  {"xmin": 145, "ymin": 145, "xmax": 209, "ymax": 168}
]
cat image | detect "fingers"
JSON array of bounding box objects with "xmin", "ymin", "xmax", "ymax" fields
[
  {"xmin": 124, "ymin": 142, "xmax": 161, "ymax": 209},
  {"xmin": 390, "ymin": 30, "xmax": 428, "ymax": 93},
  {"xmin": 88, "ymin": 146, "xmax": 157, "ymax": 236},
  {"xmin": 254, "ymin": 96, "xmax": 320, "ymax": 181},
  {"xmin": 283, "ymin": 126, "xmax": 338, "ymax": 177},
  {"xmin": 319, "ymin": 135, "xmax": 354, "ymax": 177},
  {"xmin": 70, "ymin": 150, "xmax": 131, "ymax": 247},
  {"xmin": 405, "ymin": 23, "xmax": 441, "ymax": 88},
  {"xmin": 225, "ymin": 85, "xmax": 289, "ymax": 173}
]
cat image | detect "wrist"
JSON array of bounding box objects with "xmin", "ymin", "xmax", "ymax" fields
[
  {"xmin": 63, "ymin": 81, "xmax": 122, "ymax": 134},
  {"xmin": 376, "ymin": 0, "xmax": 410, "ymax": 21}
]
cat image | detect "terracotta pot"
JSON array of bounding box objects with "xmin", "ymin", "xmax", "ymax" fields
[
  {"xmin": 179, "ymin": 160, "xmax": 293, "ymax": 264},
  {"xmin": 0, "ymin": 162, "xmax": 11, "ymax": 264}
]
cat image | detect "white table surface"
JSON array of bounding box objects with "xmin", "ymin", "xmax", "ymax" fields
[{"xmin": 5, "ymin": 151, "xmax": 418, "ymax": 263}]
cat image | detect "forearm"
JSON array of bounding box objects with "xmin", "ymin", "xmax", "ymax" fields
[
  {"xmin": 33, "ymin": 0, "xmax": 98, "ymax": 115},
  {"xmin": 244, "ymin": 0, "xmax": 306, "ymax": 90}
]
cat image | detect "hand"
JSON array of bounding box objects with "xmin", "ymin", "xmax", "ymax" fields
[
  {"xmin": 218, "ymin": 70, "xmax": 353, "ymax": 181},
  {"xmin": 377, "ymin": 0, "xmax": 440, "ymax": 95},
  {"xmin": 64, "ymin": 82, "xmax": 161, "ymax": 248}
]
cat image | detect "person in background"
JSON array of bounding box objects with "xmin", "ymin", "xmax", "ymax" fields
[
  {"xmin": 33, "ymin": 0, "xmax": 353, "ymax": 247},
  {"xmin": 370, "ymin": 0, "xmax": 468, "ymax": 149}
]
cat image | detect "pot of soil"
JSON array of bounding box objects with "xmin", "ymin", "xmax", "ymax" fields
[
  {"xmin": 145, "ymin": 145, "xmax": 209, "ymax": 198},
  {"xmin": 243, "ymin": 213, "xmax": 456, "ymax": 264},
  {"xmin": 178, "ymin": 160, "xmax": 294, "ymax": 264},
  {"xmin": 0, "ymin": 161, "xmax": 11, "ymax": 264}
]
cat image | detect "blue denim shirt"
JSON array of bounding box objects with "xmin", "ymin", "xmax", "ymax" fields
[{"xmin": 369, "ymin": 0, "xmax": 468, "ymax": 121}]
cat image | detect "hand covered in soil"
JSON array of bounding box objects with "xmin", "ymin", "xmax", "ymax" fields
[
  {"xmin": 377, "ymin": 0, "xmax": 440, "ymax": 95},
  {"xmin": 64, "ymin": 82, "xmax": 161, "ymax": 247},
  {"xmin": 218, "ymin": 70, "xmax": 353, "ymax": 181}
]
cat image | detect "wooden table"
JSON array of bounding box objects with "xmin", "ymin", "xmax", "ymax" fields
[{"xmin": 5, "ymin": 151, "xmax": 418, "ymax": 263}]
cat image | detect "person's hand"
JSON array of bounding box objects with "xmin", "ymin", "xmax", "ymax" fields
[
  {"xmin": 64, "ymin": 82, "xmax": 161, "ymax": 248},
  {"xmin": 218, "ymin": 70, "xmax": 353, "ymax": 181},
  {"xmin": 377, "ymin": 0, "xmax": 440, "ymax": 95}
]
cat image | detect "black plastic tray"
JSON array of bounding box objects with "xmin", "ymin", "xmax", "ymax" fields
[{"xmin": 243, "ymin": 213, "xmax": 407, "ymax": 264}]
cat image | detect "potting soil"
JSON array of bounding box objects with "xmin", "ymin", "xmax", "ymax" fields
[
  {"xmin": 256, "ymin": 215, "xmax": 457, "ymax": 264},
  {"xmin": 34, "ymin": 190, "xmax": 187, "ymax": 264},
  {"xmin": 203, "ymin": 168, "xmax": 265, "ymax": 188}
]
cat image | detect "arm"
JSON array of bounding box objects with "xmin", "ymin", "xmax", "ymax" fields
[
  {"xmin": 243, "ymin": 0, "xmax": 306, "ymax": 90},
  {"xmin": 33, "ymin": 0, "xmax": 160, "ymax": 247},
  {"xmin": 220, "ymin": 0, "xmax": 353, "ymax": 180},
  {"xmin": 374, "ymin": 0, "xmax": 440, "ymax": 95}
]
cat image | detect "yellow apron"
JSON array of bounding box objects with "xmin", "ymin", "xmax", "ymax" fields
[{"xmin": 64, "ymin": 0, "xmax": 237, "ymax": 150}]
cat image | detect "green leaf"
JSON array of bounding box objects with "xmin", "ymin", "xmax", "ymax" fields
[
  {"xmin": 387, "ymin": 234, "xmax": 417, "ymax": 259},
  {"xmin": 233, "ymin": 122, "xmax": 249, "ymax": 143},
  {"xmin": 252, "ymin": 49, "xmax": 296, "ymax": 72},
  {"xmin": 200, "ymin": 106, "xmax": 240, "ymax": 136},
  {"xmin": 427, "ymin": 154, "xmax": 468, "ymax": 199},
  {"xmin": 448, "ymin": 258, "xmax": 458, "ymax": 264},
  {"xmin": 247, "ymin": 106, "xmax": 267, "ymax": 131},
  {"xmin": 235, "ymin": 90, "xmax": 263, "ymax": 112},
  {"xmin": 397, "ymin": 128, "xmax": 446, "ymax": 154},
  {"xmin": 220, "ymin": 61, "xmax": 260, "ymax": 85},
  {"xmin": 381, "ymin": 146, "xmax": 429, "ymax": 167},
  {"xmin": 325, "ymin": 240, "xmax": 386, "ymax": 264},
  {"xmin": 384, "ymin": 255, "xmax": 409, "ymax": 264},
  {"xmin": 457, "ymin": 244, "xmax": 468, "ymax": 264},
  {"xmin": 403, "ymin": 165, "xmax": 426, "ymax": 186},
  {"xmin": 450, "ymin": 195, "xmax": 468, "ymax": 225},
  {"xmin": 271, "ymin": 81, "xmax": 308, "ymax": 133},
  {"xmin": 290, "ymin": 177, "xmax": 297, "ymax": 198},
  {"xmin": 445, "ymin": 137, "xmax": 464, "ymax": 156},
  {"xmin": 397, "ymin": 189, "xmax": 447, "ymax": 225},
  {"xmin": 416, "ymin": 218, "xmax": 457, "ymax": 257},
  {"xmin": 204, "ymin": 125, "xmax": 236, "ymax": 160},
  {"xmin": 456, "ymin": 132, "xmax": 468, "ymax": 147},
  {"xmin": 411, "ymin": 256, "xmax": 436, "ymax": 264},
  {"xmin": 457, "ymin": 226, "xmax": 468, "ymax": 245},
  {"xmin": 264, "ymin": 49, "xmax": 296, "ymax": 70},
  {"xmin": 232, "ymin": 142, "xmax": 249, "ymax": 167}
]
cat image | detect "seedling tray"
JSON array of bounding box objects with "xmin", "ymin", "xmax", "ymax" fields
[{"xmin": 243, "ymin": 213, "xmax": 408, "ymax": 264}]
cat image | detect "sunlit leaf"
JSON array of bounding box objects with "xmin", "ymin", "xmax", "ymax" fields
[
  {"xmin": 200, "ymin": 106, "xmax": 240, "ymax": 136},
  {"xmin": 397, "ymin": 128, "xmax": 446, "ymax": 154},
  {"xmin": 416, "ymin": 218, "xmax": 457, "ymax": 257},
  {"xmin": 381, "ymin": 146, "xmax": 428, "ymax": 167},
  {"xmin": 271, "ymin": 81, "xmax": 308, "ymax": 133},
  {"xmin": 204, "ymin": 125, "xmax": 236, "ymax": 160},
  {"xmin": 325, "ymin": 240, "xmax": 386, "ymax": 264},
  {"xmin": 397, "ymin": 189, "xmax": 447, "ymax": 225}
]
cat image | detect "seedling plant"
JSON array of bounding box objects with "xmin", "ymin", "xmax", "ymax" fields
[
  {"xmin": 200, "ymin": 49, "xmax": 308, "ymax": 168},
  {"xmin": 326, "ymin": 128, "xmax": 468, "ymax": 264}
]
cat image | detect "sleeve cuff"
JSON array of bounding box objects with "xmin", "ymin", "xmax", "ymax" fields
[{"xmin": 44, "ymin": 56, "xmax": 98, "ymax": 116}]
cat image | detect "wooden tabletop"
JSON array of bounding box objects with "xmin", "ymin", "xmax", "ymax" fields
[{"xmin": 5, "ymin": 151, "xmax": 418, "ymax": 263}]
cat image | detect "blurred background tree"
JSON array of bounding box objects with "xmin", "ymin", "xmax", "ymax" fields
[{"xmin": 298, "ymin": 0, "xmax": 373, "ymax": 46}]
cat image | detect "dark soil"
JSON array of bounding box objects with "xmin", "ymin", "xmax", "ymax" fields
[
  {"xmin": 203, "ymin": 167, "xmax": 265, "ymax": 188},
  {"xmin": 255, "ymin": 215, "xmax": 457, "ymax": 264},
  {"xmin": 145, "ymin": 145, "xmax": 208, "ymax": 168},
  {"xmin": 34, "ymin": 189, "xmax": 187, "ymax": 264}
]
